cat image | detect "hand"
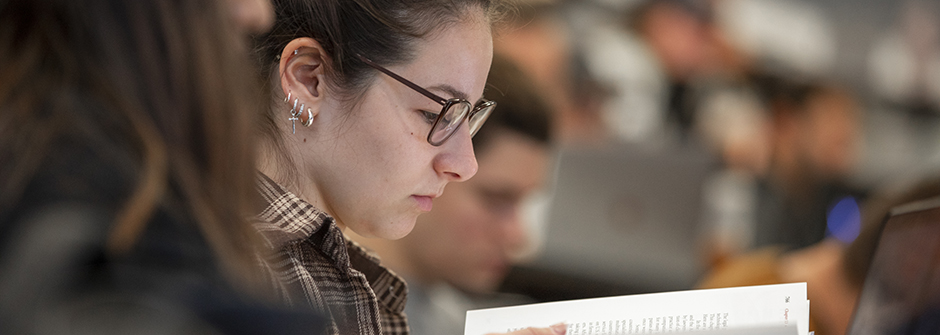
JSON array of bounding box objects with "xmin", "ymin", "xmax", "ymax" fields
[{"xmin": 487, "ymin": 323, "xmax": 566, "ymax": 335}]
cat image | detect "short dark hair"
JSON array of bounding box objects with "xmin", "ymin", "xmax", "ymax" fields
[
  {"xmin": 627, "ymin": 0, "xmax": 714, "ymax": 32},
  {"xmin": 473, "ymin": 54, "xmax": 554, "ymax": 152},
  {"xmin": 751, "ymin": 73, "xmax": 852, "ymax": 119}
]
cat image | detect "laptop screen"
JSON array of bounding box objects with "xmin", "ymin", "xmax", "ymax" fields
[{"xmin": 847, "ymin": 198, "xmax": 940, "ymax": 335}]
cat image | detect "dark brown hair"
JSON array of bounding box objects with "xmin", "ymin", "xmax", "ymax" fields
[
  {"xmin": 0, "ymin": 0, "xmax": 263, "ymax": 281},
  {"xmin": 255, "ymin": 0, "xmax": 505, "ymax": 97}
]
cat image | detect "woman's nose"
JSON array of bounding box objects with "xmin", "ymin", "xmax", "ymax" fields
[{"xmin": 433, "ymin": 122, "xmax": 478, "ymax": 182}]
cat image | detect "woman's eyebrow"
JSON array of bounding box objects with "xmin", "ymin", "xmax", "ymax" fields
[{"xmin": 428, "ymin": 84, "xmax": 468, "ymax": 100}]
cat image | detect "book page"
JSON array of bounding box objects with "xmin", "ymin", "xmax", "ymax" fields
[{"xmin": 465, "ymin": 283, "xmax": 808, "ymax": 335}]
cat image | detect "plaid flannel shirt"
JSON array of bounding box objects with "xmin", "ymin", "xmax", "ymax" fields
[{"xmin": 252, "ymin": 174, "xmax": 409, "ymax": 335}]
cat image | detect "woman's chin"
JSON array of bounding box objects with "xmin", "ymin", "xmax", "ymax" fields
[
  {"xmin": 351, "ymin": 218, "xmax": 417, "ymax": 240},
  {"xmin": 384, "ymin": 221, "xmax": 418, "ymax": 240}
]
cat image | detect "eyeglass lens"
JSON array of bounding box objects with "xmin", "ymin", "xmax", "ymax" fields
[
  {"xmin": 468, "ymin": 102, "xmax": 495, "ymax": 137},
  {"xmin": 428, "ymin": 101, "xmax": 495, "ymax": 145},
  {"xmin": 430, "ymin": 101, "xmax": 471, "ymax": 145}
]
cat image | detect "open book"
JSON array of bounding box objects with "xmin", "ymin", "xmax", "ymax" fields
[{"xmin": 465, "ymin": 283, "xmax": 809, "ymax": 335}]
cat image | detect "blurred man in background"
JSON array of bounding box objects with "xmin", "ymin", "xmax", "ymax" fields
[
  {"xmin": 752, "ymin": 78, "xmax": 865, "ymax": 250},
  {"xmin": 494, "ymin": 1, "xmax": 610, "ymax": 145}
]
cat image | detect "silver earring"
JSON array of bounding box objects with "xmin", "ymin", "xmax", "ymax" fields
[
  {"xmin": 302, "ymin": 108, "xmax": 314, "ymax": 127},
  {"xmin": 284, "ymin": 91, "xmax": 295, "ymax": 133},
  {"xmin": 285, "ymin": 91, "xmax": 314, "ymax": 133},
  {"xmin": 288, "ymin": 115, "xmax": 299, "ymax": 135},
  {"xmin": 288, "ymin": 97, "xmax": 302, "ymax": 134}
]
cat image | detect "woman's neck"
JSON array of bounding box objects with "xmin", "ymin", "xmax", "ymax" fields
[{"xmin": 256, "ymin": 140, "xmax": 346, "ymax": 232}]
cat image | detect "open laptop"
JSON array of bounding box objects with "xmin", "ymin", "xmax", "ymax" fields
[
  {"xmin": 524, "ymin": 143, "xmax": 718, "ymax": 293},
  {"xmin": 846, "ymin": 196, "xmax": 940, "ymax": 335}
]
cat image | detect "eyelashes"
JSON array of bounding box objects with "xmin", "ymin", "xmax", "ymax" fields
[{"xmin": 419, "ymin": 109, "xmax": 439, "ymax": 125}]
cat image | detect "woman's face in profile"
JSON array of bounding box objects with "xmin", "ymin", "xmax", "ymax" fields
[{"xmin": 309, "ymin": 13, "xmax": 494, "ymax": 240}]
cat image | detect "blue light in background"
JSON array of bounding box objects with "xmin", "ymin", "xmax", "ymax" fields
[{"xmin": 826, "ymin": 196, "xmax": 861, "ymax": 244}]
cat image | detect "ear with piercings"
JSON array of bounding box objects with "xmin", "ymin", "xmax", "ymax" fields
[{"xmin": 279, "ymin": 41, "xmax": 326, "ymax": 134}]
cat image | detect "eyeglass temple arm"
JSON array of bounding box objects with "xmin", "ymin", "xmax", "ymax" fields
[{"xmin": 356, "ymin": 54, "xmax": 448, "ymax": 106}]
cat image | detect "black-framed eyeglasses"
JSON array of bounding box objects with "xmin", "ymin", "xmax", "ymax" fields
[{"xmin": 357, "ymin": 54, "xmax": 496, "ymax": 146}]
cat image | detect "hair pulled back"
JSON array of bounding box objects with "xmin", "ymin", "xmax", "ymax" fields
[{"xmin": 254, "ymin": 0, "xmax": 504, "ymax": 101}]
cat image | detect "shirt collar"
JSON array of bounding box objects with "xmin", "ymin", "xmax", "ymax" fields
[
  {"xmin": 252, "ymin": 173, "xmax": 348, "ymax": 264},
  {"xmin": 252, "ymin": 173, "xmax": 408, "ymax": 313}
]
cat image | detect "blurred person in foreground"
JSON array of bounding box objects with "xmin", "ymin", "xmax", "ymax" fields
[
  {"xmin": 349, "ymin": 55, "xmax": 554, "ymax": 335},
  {"xmin": 0, "ymin": 0, "xmax": 323, "ymax": 333}
]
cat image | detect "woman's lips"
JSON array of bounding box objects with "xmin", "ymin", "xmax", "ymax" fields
[{"xmin": 412, "ymin": 195, "xmax": 434, "ymax": 211}]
